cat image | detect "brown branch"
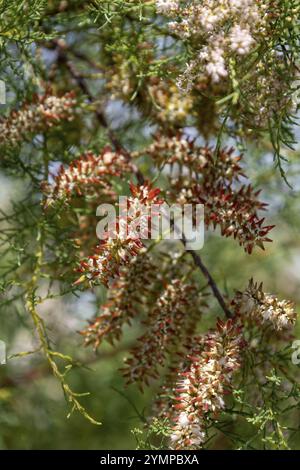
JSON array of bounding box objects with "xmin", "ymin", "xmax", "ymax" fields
[
  {"xmin": 47, "ymin": 40, "xmax": 231, "ymax": 319},
  {"xmin": 181, "ymin": 238, "xmax": 232, "ymax": 318}
]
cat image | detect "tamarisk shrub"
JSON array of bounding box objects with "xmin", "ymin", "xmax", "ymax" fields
[{"xmin": 0, "ymin": 0, "xmax": 299, "ymax": 451}]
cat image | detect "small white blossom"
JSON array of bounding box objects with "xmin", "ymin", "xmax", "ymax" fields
[
  {"xmin": 230, "ymin": 25, "xmax": 255, "ymax": 55},
  {"xmin": 203, "ymin": 47, "xmax": 228, "ymax": 82},
  {"xmin": 170, "ymin": 319, "xmax": 244, "ymax": 449},
  {"xmin": 156, "ymin": 0, "xmax": 178, "ymax": 14},
  {"xmin": 161, "ymin": 0, "xmax": 268, "ymax": 87}
]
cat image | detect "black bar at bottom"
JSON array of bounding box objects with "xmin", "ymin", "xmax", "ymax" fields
[{"xmin": 0, "ymin": 450, "xmax": 299, "ymax": 466}]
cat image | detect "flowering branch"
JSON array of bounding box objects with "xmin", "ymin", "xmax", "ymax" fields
[
  {"xmin": 42, "ymin": 147, "xmax": 134, "ymax": 207},
  {"xmin": 80, "ymin": 254, "xmax": 156, "ymax": 348},
  {"xmin": 232, "ymin": 278, "xmax": 297, "ymax": 331},
  {"xmin": 138, "ymin": 133, "xmax": 275, "ymax": 254},
  {"xmin": 75, "ymin": 182, "xmax": 163, "ymax": 287},
  {"xmin": 170, "ymin": 318, "xmax": 244, "ymax": 449},
  {"xmin": 0, "ymin": 90, "xmax": 76, "ymax": 147},
  {"xmin": 122, "ymin": 279, "xmax": 205, "ymax": 388}
]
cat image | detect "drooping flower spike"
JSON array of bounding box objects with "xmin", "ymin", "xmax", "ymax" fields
[
  {"xmin": 122, "ymin": 279, "xmax": 205, "ymax": 388},
  {"xmin": 0, "ymin": 90, "xmax": 77, "ymax": 147},
  {"xmin": 137, "ymin": 133, "xmax": 274, "ymax": 254},
  {"xmin": 80, "ymin": 254, "xmax": 156, "ymax": 348},
  {"xmin": 170, "ymin": 318, "xmax": 245, "ymax": 449},
  {"xmin": 232, "ymin": 278, "xmax": 297, "ymax": 331},
  {"xmin": 42, "ymin": 147, "xmax": 134, "ymax": 207},
  {"xmin": 75, "ymin": 182, "xmax": 164, "ymax": 287}
]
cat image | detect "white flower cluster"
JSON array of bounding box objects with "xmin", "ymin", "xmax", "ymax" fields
[
  {"xmin": 229, "ymin": 24, "xmax": 255, "ymax": 55},
  {"xmin": 171, "ymin": 319, "xmax": 244, "ymax": 449},
  {"xmin": 234, "ymin": 279, "xmax": 297, "ymax": 331},
  {"xmin": 42, "ymin": 148, "xmax": 133, "ymax": 207},
  {"xmin": 199, "ymin": 45, "xmax": 228, "ymax": 84},
  {"xmin": 76, "ymin": 184, "xmax": 162, "ymax": 287},
  {"xmin": 0, "ymin": 92, "xmax": 76, "ymax": 147},
  {"xmin": 156, "ymin": 0, "xmax": 178, "ymax": 14},
  {"xmin": 157, "ymin": 0, "xmax": 268, "ymax": 86}
]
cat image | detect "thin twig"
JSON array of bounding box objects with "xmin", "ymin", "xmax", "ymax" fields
[
  {"xmin": 51, "ymin": 40, "xmax": 231, "ymax": 319},
  {"xmin": 184, "ymin": 243, "xmax": 232, "ymax": 318}
]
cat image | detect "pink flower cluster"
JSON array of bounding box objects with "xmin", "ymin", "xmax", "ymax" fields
[
  {"xmin": 122, "ymin": 279, "xmax": 203, "ymax": 387},
  {"xmin": 233, "ymin": 279, "xmax": 297, "ymax": 331},
  {"xmin": 42, "ymin": 147, "xmax": 134, "ymax": 207},
  {"xmin": 0, "ymin": 91, "xmax": 76, "ymax": 146},
  {"xmin": 76, "ymin": 183, "xmax": 163, "ymax": 287},
  {"xmin": 80, "ymin": 254, "xmax": 156, "ymax": 348},
  {"xmin": 170, "ymin": 318, "xmax": 245, "ymax": 449},
  {"xmin": 138, "ymin": 133, "xmax": 274, "ymax": 254}
]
